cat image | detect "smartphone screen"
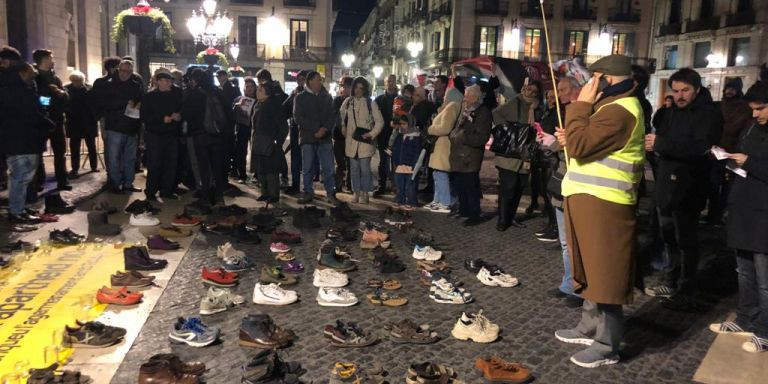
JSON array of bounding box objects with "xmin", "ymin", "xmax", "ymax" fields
[{"xmin": 39, "ymin": 96, "xmax": 51, "ymax": 106}]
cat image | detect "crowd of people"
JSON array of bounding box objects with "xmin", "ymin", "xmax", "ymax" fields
[{"xmin": 1, "ymin": 43, "xmax": 768, "ymax": 364}]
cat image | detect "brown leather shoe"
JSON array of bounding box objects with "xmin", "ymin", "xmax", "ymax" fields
[
  {"xmin": 239, "ymin": 329, "xmax": 284, "ymax": 349},
  {"xmin": 138, "ymin": 360, "xmax": 199, "ymax": 383},
  {"xmin": 149, "ymin": 353, "xmax": 206, "ymax": 376},
  {"xmin": 474, "ymin": 356, "xmax": 531, "ymax": 383}
]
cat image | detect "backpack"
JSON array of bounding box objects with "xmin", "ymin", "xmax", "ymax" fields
[{"xmin": 203, "ymin": 89, "xmax": 227, "ymax": 134}]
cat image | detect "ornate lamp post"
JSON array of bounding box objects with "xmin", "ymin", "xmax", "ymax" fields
[
  {"xmin": 341, "ymin": 52, "xmax": 356, "ymax": 76},
  {"xmin": 187, "ymin": 0, "xmax": 233, "ymax": 68}
]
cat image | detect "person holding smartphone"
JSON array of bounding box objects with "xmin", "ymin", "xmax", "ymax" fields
[{"xmin": 32, "ymin": 49, "xmax": 70, "ymax": 191}]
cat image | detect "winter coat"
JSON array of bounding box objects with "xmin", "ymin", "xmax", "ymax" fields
[
  {"xmin": 492, "ymin": 95, "xmax": 535, "ymax": 173},
  {"xmin": 427, "ymin": 101, "xmax": 461, "ymax": 172},
  {"xmin": 0, "ymin": 74, "xmax": 53, "ymax": 155},
  {"xmin": 411, "ymin": 100, "xmax": 437, "ymax": 133},
  {"xmin": 340, "ymin": 96, "xmax": 384, "ymax": 158},
  {"xmin": 181, "ymin": 86, "xmax": 229, "ymax": 137},
  {"xmin": 727, "ymin": 123, "xmax": 768, "ymax": 254},
  {"xmin": 374, "ymin": 92, "xmax": 397, "ymax": 147},
  {"xmin": 250, "ymin": 96, "xmax": 289, "ymax": 174},
  {"xmin": 64, "ymin": 84, "xmax": 97, "ymax": 138},
  {"xmin": 97, "ymin": 75, "xmax": 143, "ymax": 135},
  {"xmin": 449, "ymin": 104, "xmax": 492, "ymax": 173},
  {"xmin": 34, "ymin": 68, "xmax": 68, "ymax": 126},
  {"xmin": 719, "ymin": 97, "xmax": 753, "ymax": 152},
  {"xmin": 140, "ymin": 87, "xmax": 183, "ymax": 136},
  {"xmin": 652, "ymin": 87, "xmax": 723, "ymax": 213},
  {"xmin": 392, "ymin": 133, "xmax": 423, "ymax": 168},
  {"xmin": 293, "ymin": 87, "xmax": 335, "ymax": 145}
]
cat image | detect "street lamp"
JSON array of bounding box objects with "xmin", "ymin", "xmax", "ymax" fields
[
  {"xmin": 229, "ymin": 39, "xmax": 240, "ymax": 63},
  {"xmin": 407, "ymin": 39, "xmax": 424, "ymax": 59},
  {"xmin": 186, "ymin": 0, "xmax": 233, "ymax": 49},
  {"xmin": 341, "ymin": 53, "xmax": 356, "ymax": 68},
  {"xmin": 372, "ymin": 65, "xmax": 383, "ymax": 78}
]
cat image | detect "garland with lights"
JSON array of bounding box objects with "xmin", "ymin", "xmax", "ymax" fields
[
  {"xmin": 196, "ymin": 49, "xmax": 229, "ymax": 68},
  {"xmin": 111, "ymin": 5, "xmax": 176, "ymax": 53}
]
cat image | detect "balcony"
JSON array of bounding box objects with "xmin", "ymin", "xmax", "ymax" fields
[
  {"xmin": 519, "ymin": 3, "xmax": 552, "ymax": 18},
  {"xmin": 403, "ymin": 8, "xmax": 429, "ymax": 24},
  {"xmin": 475, "ymin": 0, "xmax": 509, "ymax": 16},
  {"xmin": 429, "ymin": 2, "xmax": 453, "ymax": 22},
  {"xmin": 283, "ymin": 45, "xmax": 331, "ymax": 62},
  {"xmin": 608, "ymin": 12, "xmax": 641, "ymax": 23},
  {"xmin": 421, "ymin": 48, "xmax": 474, "ymax": 68},
  {"xmin": 564, "ymin": 8, "xmax": 596, "ymax": 20},
  {"xmin": 238, "ymin": 44, "xmax": 267, "ymax": 61},
  {"xmin": 686, "ymin": 16, "xmax": 720, "ymax": 32},
  {"xmin": 230, "ymin": 0, "xmax": 264, "ymax": 5},
  {"xmin": 284, "ymin": 0, "xmax": 315, "ymax": 8},
  {"xmin": 725, "ymin": 12, "xmax": 755, "ymax": 27},
  {"xmin": 658, "ymin": 22, "xmax": 682, "ymax": 36}
]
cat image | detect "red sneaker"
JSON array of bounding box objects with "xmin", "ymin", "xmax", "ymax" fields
[
  {"xmin": 172, "ymin": 213, "xmax": 202, "ymax": 227},
  {"xmin": 201, "ymin": 267, "xmax": 238, "ymax": 287},
  {"xmin": 271, "ymin": 230, "xmax": 302, "ymax": 244},
  {"xmin": 99, "ymin": 286, "xmax": 143, "ymax": 299},
  {"xmin": 96, "ymin": 287, "xmax": 142, "ymax": 305}
]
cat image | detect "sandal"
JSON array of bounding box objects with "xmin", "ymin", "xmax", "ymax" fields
[
  {"xmin": 383, "ymin": 279, "xmax": 401, "ymax": 290},
  {"xmin": 367, "ymin": 288, "xmax": 407, "ymax": 307},
  {"xmin": 368, "ymin": 278, "xmax": 383, "ymax": 288},
  {"xmin": 416, "ymin": 260, "xmax": 450, "ymax": 272},
  {"xmin": 275, "ymin": 252, "xmax": 295, "ymax": 262}
]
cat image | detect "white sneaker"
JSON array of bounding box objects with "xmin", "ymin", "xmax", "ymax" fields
[
  {"xmin": 252, "ymin": 283, "xmax": 298, "ymax": 305},
  {"xmin": 200, "ymin": 287, "xmax": 245, "ymax": 314},
  {"xmin": 431, "ymin": 277, "xmax": 464, "ymax": 292},
  {"xmin": 316, "ymin": 287, "xmax": 358, "ymax": 307},
  {"xmin": 428, "ymin": 204, "xmax": 451, "ymax": 213},
  {"xmin": 217, "ymin": 242, "xmax": 245, "ymax": 260},
  {"xmin": 313, "ymin": 268, "xmax": 349, "ymax": 288},
  {"xmin": 130, "ymin": 212, "xmax": 160, "ymax": 226},
  {"xmin": 477, "ymin": 266, "xmax": 519, "ymax": 287},
  {"xmin": 451, "ymin": 311, "xmax": 499, "ymax": 343},
  {"xmin": 412, "ymin": 245, "xmax": 442, "ymax": 261},
  {"xmin": 208, "ymin": 286, "xmax": 245, "ymax": 305},
  {"xmin": 423, "ymin": 202, "xmax": 438, "ymax": 210},
  {"xmin": 429, "ymin": 287, "xmax": 473, "ymax": 304},
  {"xmin": 460, "ymin": 310, "xmax": 499, "ymax": 333}
]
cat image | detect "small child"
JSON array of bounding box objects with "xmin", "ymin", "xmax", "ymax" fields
[{"xmin": 391, "ymin": 115, "xmax": 423, "ymax": 209}]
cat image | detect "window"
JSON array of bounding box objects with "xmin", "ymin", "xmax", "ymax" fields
[
  {"xmin": 699, "ymin": 0, "xmax": 714, "ymax": 18},
  {"xmin": 617, "ymin": 0, "xmax": 632, "ymax": 14},
  {"xmin": 612, "ymin": 33, "xmax": 628, "ymax": 55},
  {"xmin": 566, "ymin": 31, "xmax": 587, "ymax": 56},
  {"xmin": 443, "ymin": 27, "xmax": 451, "ymax": 50},
  {"xmin": 523, "ymin": 28, "xmax": 541, "ymax": 59},
  {"xmin": 238, "ymin": 16, "xmax": 257, "ymax": 46},
  {"xmin": 669, "ymin": 0, "xmax": 682, "ymax": 23},
  {"xmin": 728, "ymin": 37, "xmax": 750, "ymax": 66},
  {"xmin": 290, "ymin": 19, "xmax": 308, "ymax": 48},
  {"xmin": 431, "ymin": 31, "xmax": 441, "ymax": 52},
  {"xmin": 693, "ymin": 41, "xmax": 711, "ymax": 68},
  {"xmin": 478, "ymin": 26, "xmax": 498, "ymax": 56},
  {"xmin": 65, "ymin": 0, "xmax": 76, "ymax": 67},
  {"xmin": 664, "ymin": 45, "xmax": 678, "ymax": 69}
]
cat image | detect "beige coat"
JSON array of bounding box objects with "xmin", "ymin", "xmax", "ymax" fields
[
  {"xmin": 427, "ymin": 102, "xmax": 461, "ymax": 172},
  {"xmin": 340, "ymin": 96, "xmax": 384, "ymax": 158}
]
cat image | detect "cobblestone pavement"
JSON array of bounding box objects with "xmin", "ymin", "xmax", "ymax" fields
[{"xmin": 109, "ymin": 180, "xmax": 736, "ymax": 384}]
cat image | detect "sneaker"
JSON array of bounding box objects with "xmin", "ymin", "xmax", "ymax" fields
[
  {"xmin": 428, "ymin": 204, "xmax": 451, "ymax": 213},
  {"xmin": 200, "ymin": 287, "xmax": 244, "ymax": 315},
  {"xmin": 431, "ymin": 277, "xmax": 464, "ymax": 292},
  {"xmin": 316, "ymin": 287, "xmax": 358, "ymax": 307},
  {"xmin": 412, "ymin": 245, "xmax": 442, "ymax": 261},
  {"xmin": 742, "ymin": 335, "xmax": 768, "ymax": 353},
  {"xmin": 64, "ymin": 324, "xmax": 123, "ymax": 348},
  {"xmin": 644, "ymin": 285, "xmax": 676, "ymax": 298},
  {"xmin": 222, "ymin": 254, "xmax": 254, "ymax": 272},
  {"xmin": 168, "ymin": 317, "xmax": 219, "ymax": 347},
  {"xmin": 283, "ymin": 260, "xmax": 305, "ymax": 273},
  {"xmin": 201, "ymin": 267, "xmax": 238, "ymax": 287},
  {"xmin": 477, "ymin": 266, "xmax": 519, "ymax": 287},
  {"xmin": 570, "ymin": 348, "xmax": 620, "ymax": 368},
  {"xmin": 269, "ymin": 242, "xmax": 291, "ymax": 253},
  {"xmin": 423, "ymin": 202, "xmax": 438, "ymax": 210},
  {"xmin": 260, "ymin": 266, "xmax": 298, "ymax": 285},
  {"xmin": 554, "ymin": 329, "xmax": 594, "ymax": 345},
  {"xmin": 461, "ymin": 310, "xmax": 500, "ymax": 333},
  {"xmin": 451, "ymin": 311, "xmax": 499, "ymax": 343},
  {"xmin": 324, "ymin": 321, "xmax": 377, "ymax": 348},
  {"xmin": 709, "ymin": 321, "xmax": 754, "ymax": 336},
  {"xmin": 172, "ymin": 213, "xmax": 202, "ymax": 227},
  {"xmin": 429, "ymin": 287, "xmax": 473, "ymax": 304},
  {"xmin": 537, "ymin": 228, "xmax": 559, "ymax": 242},
  {"xmin": 313, "ymin": 268, "xmax": 349, "ymax": 287},
  {"xmin": 130, "ymin": 212, "xmax": 160, "ymax": 226},
  {"xmin": 253, "ymin": 283, "xmax": 298, "ymax": 305},
  {"xmin": 217, "ymin": 242, "xmax": 246, "ymax": 259}
]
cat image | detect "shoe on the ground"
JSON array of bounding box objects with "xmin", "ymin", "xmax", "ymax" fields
[
  {"xmin": 138, "ymin": 359, "xmax": 199, "ymax": 384},
  {"xmin": 231, "ymin": 224, "xmax": 262, "ymax": 244},
  {"xmin": 412, "ymin": 245, "xmax": 443, "ymax": 261},
  {"xmin": 269, "ymin": 242, "xmax": 291, "ymax": 253},
  {"xmin": 124, "ymin": 246, "xmax": 167, "ymax": 271},
  {"xmin": 253, "ymin": 283, "xmax": 299, "ymax": 305},
  {"xmin": 327, "ymin": 225, "xmax": 358, "ymax": 242},
  {"xmin": 742, "ymin": 335, "xmax": 768, "ymax": 353},
  {"xmin": 87, "ymin": 211, "xmax": 121, "ymax": 236},
  {"xmin": 709, "ymin": 321, "xmax": 754, "ymax": 336},
  {"xmin": 168, "ymin": 316, "xmax": 219, "ymax": 347},
  {"xmin": 96, "ymin": 286, "xmax": 142, "ymax": 305},
  {"xmin": 429, "ymin": 286, "xmax": 473, "ymax": 304},
  {"xmin": 317, "ymin": 287, "xmax": 358, "ymax": 307},
  {"xmin": 130, "ymin": 212, "xmax": 160, "ymax": 226},
  {"xmin": 271, "ymin": 230, "xmax": 302, "ymax": 244},
  {"xmin": 324, "ymin": 321, "xmax": 377, "ymax": 348},
  {"xmin": 147, "ymin": 235, "xmax": 180, "ymax": 251},
  {"xmin": 64, "ymin": 323, "xmax": 123, "ymax": 348},
  {"xmin": 283, "ymin": 260, "xmax": 305, "ymax": 273},
  {"xmin": 217, "ymin": 242, "xmax": 245, "ymax": 259},
  {"xmin": 172, "ymin": 213, "xmax": 202, "ymax": 227},
  {"xmin": 74, "ymin": 320, "xmax": 127, "ymax": 339},
  {"xmin": 8, "ymin": 211, "xmax": 41, "ymax": 225},
  {"xmin": 147, "ymin": 353, "xmax": 206, "ymax": 376},
  {"xmin": 367, "ymin": 288, "xmax": 408, "ymax": 306},
  {"xmin": 329, "ymin": 362, "xmax": 359, "ymax": 383},
  {"xmin": 297, "ymin": 193, "xmax": 314, "ymax": 204},
  {"xmin": 222, "ymin": 253, "xmax": 254, "ymax": 272},
  {"xmin": 260, "ymin": 266, "xmax": 298, "ymax": 285},
  {"xmin": 49, "ymin": 229, "xmax": 82, "ymax": 246},
  {"xmin": 200, "ymin": 287, "xmax": 244, "ymax": 315},
  {"xmin": 477, "ymin": 265, "xmax": 519, "ymax": 287},
  {"xmin": 111, "ymin": 270, "xmax": 155, "ymax": 288},
  {"xmin": 384, "ymin": 319, "xmax": 439, "ymax": 344},
  {"xmin": 317, "ymin": 244, "xmax": 357, "ymax": 272},
  {"xmin": 644, "ymin": 284, "xmax": 676, "ymax": 298},
  {"xmin": 570, "ymin": 347, "xmax": 620, "ymax": 368},
  {"xmin": 406, "ymin": 362, "xmax": 457, "ymax": 383},
  {"xmin": 555, "ymin": 328, "xmax": 594, "ymax": 345},
  {"xmin": 201, "ymin": 267, "xmax": 238, "ymax": 287},
  {"xmin": 239, "ymin": 314, "xmax": 296, "ymax": 349},
  {"xmin": 451, "ymin": 311, "xmax": 499, "ymax": 343},
  {"xmin": 313, "ymin": 268, "xmax": 349, "ymax": 287},
  {"xmin": 156, "ymin": 226, "xmax": 191, "ymax": 238},
  {"xmin": 475, "ymin": 356, "xmax": 532, "ymax": 383},
  {"xmin": 537, "ymin": 228, "xmax": 559, "ymax": 242},
  {"xmin": 461, "ymin": 310, "xmax": 499, "ymax": 333}
]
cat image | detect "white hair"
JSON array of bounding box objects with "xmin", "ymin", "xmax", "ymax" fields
[
  {"xmin": 68, "ymin": 70, "xmax": 85, "ymax": 82},
  {"xmin": 465, "ymin": 84, "xmax": 483, "ymax": 100}
]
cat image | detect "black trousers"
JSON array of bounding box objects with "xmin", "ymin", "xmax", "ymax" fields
[
  {"xmin": 221, "ymin": 129, "xmax": 235, "ymax": 180},
  {"xmin": 40, "ymin": 126, "xmax": 68, "ymax": 187},
  {"xmin": 193, "ymin": 133, "xmax": 226, "ymax": 204},
  {"xmin": 498, "ymin": 168, "xmax": 528, "ymax": 224},
  {"xmin": 333, "ymin": 137, "xmax": 348, "ymax": 190},
  {"xmin": 69, "ymin": 135, "xmax": 98, "ymax": 172},
  {"xmin": 258, "ymin": 172, "xmax": 280, "ymax": 201},
  {"xmin": 453, "ymin": 171, "xmax": 481, "ymax": 218},
  {"xmin": 0, "ymin": 153, "xmax": 7, "ymax": 185},
  {"xmin": 538, "ymin": 163, "xmax": 556, "ymax": 226},
  {"xmin": 705, "ymin": 159, "xmax": 728, "ymax": 224},
  {"xmin": 145, "ymin": 132, "xmax": 179, "ymax": 198},
  {"xmin": 234, "ymin": 124, "xmax": 251, "ymax": 180},
  {"xmin": 659, "ymin": 206, "xmax": 700, "ymax": 293}
]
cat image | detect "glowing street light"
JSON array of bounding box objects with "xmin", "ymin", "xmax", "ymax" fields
[
  {"xmin": 186, "ymin": 0, "xmax": 233, "ymax": 49},
  {"xmin": 407, "ymin": 40, "xmax": 424, "ymax": 58},
  {"xmin": 341, "ymin": 53, "xmax": 356, "ymax": 68},
  {"xmin": 229, "ymin": 39, "xmax": 240, "ymax": 62},
  {"xmin": 372, "ymin": 65, "xmax": 384, "ymax": 78}
]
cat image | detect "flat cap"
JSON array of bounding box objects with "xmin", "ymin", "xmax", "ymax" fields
[
  {"xmin": 155, "ymin": 72, "xmax": 173, "ymax": 81},
  {"xmin": 588, "ymin": 55, "xmax": 632, "ymax": 76}
]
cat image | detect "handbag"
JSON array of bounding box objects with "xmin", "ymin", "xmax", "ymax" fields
[
  {"xmin": 490, "ymin": 102, "xmax": 539, "ymax": 160},
  {"xmin": 348, "ymin": 98, "xmax": 374, "ymax": 143},
  {"xmin": 252, "ymin": 134, "xmax": 276, "ymax": 156}
]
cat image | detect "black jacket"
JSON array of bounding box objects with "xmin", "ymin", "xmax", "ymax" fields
[
  {"xmin": 34, "ymin": 68, "xmax": 68, "ymax": 126},
  {"xmin": 293, "ymin": 87, "xmax": 335, "ymax": 145},
  {"xmin": 283, "ymin": 85, "xmax": 302, "ymax": 122},
  {"xmin": 220, "ymin": 80, "xmax": 242, "ymax": 106},
  {"xmin": 182, "ymin": 86, "xmax": 229, "ymax": 136},
  {"xmin": 141, "ymin": 87, "xmax": 183, "ymax": 136},
  {"xmin": 652, "ymin": 87, "xmax": 723, "ymax": 213},
  {"xmin": 0, "ymin": 74, "xmax": 53, "ymax": 155},
  {"xmin": 97, "ymin": 76, "xmax": 143, "ymax": 134},
  {"xmin": 449, "ymin": 105, "xmax": 493, "ymax": 173},
  {"xmin": 375, "ymin": 92, "xmax": 397, "ymax": 146},
  {"xmin": 332, "ymin": 95, "xmax": 346, "ymax": 141},
  {"xmin": 411, "ymin": 100, "xmax": 437, "ymax": 133},
  {"xmin": 727, "ymin": 123, "xmax": 768, "ymax": 253},
  {"xmin": 250, "ymin": 96, "xmax": 289, "ymax": 174},
  {"xmin": 64, "ymin": 84, "xmax": 97, "ymax": 138}
]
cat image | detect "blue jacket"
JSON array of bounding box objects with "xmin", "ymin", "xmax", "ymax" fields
[{"xmin": 392, "ymin": 133, "xmax": 423, "ymax": 167}]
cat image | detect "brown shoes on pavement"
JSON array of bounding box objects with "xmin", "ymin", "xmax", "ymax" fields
[
  {"xmin": 474, "ymin": 356, "xmax": 532, "ymax": 383},
  {"xmin": 138, "ymin": 353, "xmax": 205, "ymax": 383}
]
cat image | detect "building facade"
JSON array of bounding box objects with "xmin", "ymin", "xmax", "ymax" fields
[
  {"xmin": 0, "ymin": 0, "xmax": 105, "ymax": 83},
  {"xmin": 648, "ymin": 0, "xmax": 767, "ymax": 107},
  {"xmin": 354, "ymin": 0, "xmax": 654, "ymax": 86},
  {"xmin": 104, "ymin": 0, "xmax": 337, "ymax": 88}
]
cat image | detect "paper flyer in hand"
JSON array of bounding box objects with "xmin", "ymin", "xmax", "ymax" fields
[
  {"xmin": 239, "ymin": 96, "xmax": 255, "ymax": 113},
  {"xmin": 710, "ymin": 145, "xmax": 730, "ymax": 160},
  {"xmin": 124, "ymin": 103, "xmax": 140, "ymax": 119}
]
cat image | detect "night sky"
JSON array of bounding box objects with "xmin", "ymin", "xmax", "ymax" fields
[{"xmin": 332, "ymin": 0, "xmax": 376, "ymax": 55}]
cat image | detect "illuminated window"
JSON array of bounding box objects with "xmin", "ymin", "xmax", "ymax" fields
[
  {"xmin": 524, "ymin": 28, "xmax": 541, "ymax": 59},
  {"xmin": 612, "ymin": 33, "xmax": 628, "ymax": 55},
  {"xmin": 566, "ymin": 30, "xmax": 587, "ymax": 56},
  {"xmin": 478, "ymin": 26, "xmax": 498, "ymax": 56},
  {"xmin": 290, "ymin": 19, "xmax": 308, "ymax": 49}
]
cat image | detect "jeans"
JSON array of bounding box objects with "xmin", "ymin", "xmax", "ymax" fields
[
  {"xmin": 145, "ymin": 132, "xmax": 179, "ymax": 198},
  {"xmin": 69, "ymin": 135, "xmax": 98, "ymax": 172},
  {"xmin": 7, "ymin": 154, "xmax": 39, "ymax": 215},
  {"xmin": 395, "ymin": 172, "xmax": 417, "ymax": 205},
  {"xmin": 736, "ymin": 250, "xmax": 768, "ymax": 338},
  {"xmin": 556, "ymin": 207, "xmax": 579, "ymax": 296},
  {"xmin": 289, "ymin": 123, "xmax": 302, "ymax": 188},
  {"xmin": 104, "ymin": 130, "xmax": 138, "ymax": 188},
  {"xmin": 301, "ymin": 142, "xmax": 335, "ymax": 196},
  {"xmin": 432, "ymin": 170, "xmax": 451, "ymax": 206},
  {"xmin": 349, "ymin": 157, "xmax": 372, "ymax": 193},
  {"xmin": 453, "ymin": 171, "xmax": 482, "ymax": 218}
]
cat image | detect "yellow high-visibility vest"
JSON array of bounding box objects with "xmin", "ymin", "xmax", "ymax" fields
[{"xmin": 561, "ymin": 97, "xmax": 645, "ymax": 205}]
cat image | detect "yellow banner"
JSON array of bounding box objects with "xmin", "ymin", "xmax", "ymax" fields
[{"xmin": 0, "ymin": 244, "xmax": 123, "ymax": 375}]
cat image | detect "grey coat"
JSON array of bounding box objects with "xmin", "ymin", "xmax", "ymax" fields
[
  {"xmin": 449, "ymin": 105, "xmax": 492, "ymax": 173},
  {"xmin": 293, "ymin": 87, "xmax": 335, "ymax": 145}
]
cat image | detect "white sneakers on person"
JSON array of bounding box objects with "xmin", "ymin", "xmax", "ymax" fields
[
  {"xmin": 217, "ymin": 242, "xmax": 245, "ymax": 260},
  {"xmin": 252, "ymin": 283, "xmax": 298, "ymax": 305},
  {"xmin": 313, "ymin": 268, "xmax": 349, "ymax": 288},
  {"xmin": 428, "ymin": 204, "xmax": 451, "ymax": 213},
  {"xmin": 451, "ymin": 310, "xmax": 499, "ymax": 343},
  {"xmin": 477, "ymin": 266, "xmax": 519, "ymax": 287},
  {"xmin": 130, "ymin": 212, "xmax": 160, "ymax": 226},
  {"xmin": 316, "ymin": 287, "xmax": 358, "ymax": 307},
  {"xmin": 412, "ymin": 245, "xmax": 442, "ymax": 261}
]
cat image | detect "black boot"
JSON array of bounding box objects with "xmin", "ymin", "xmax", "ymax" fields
[
  {"xmin": 44, "ymin": 193, "xmax": 75, "ymax": 214},
  {"xmin": 124, "ymin": 246, "xmax": 167, "ymax": 271},
  {"xmin": 87, "ymin": 211, "xmax": 121, "ymax": 237}
]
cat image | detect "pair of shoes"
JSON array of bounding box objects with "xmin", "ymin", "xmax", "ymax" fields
[
  {"xmin": 272, "ymin": 230, "xmax": 302, "ymax": 244},
  {"xmin": 536, "ymin": 227, "xmax": 559, "ymax": 242},
  {"xmin": 96, "ymin": 286, "xmax": 143, "ymax": 305},
  {"xmin": 124, "ymin": 246, "xmax": 168, "ymax": 270},
  {"xmin": 88, "ymin": 211, "xmax": 121, "ymax": 236},
  {"xmin": 324, "ymin": 320, "xmax": 376, "ymax": 347},
  {"xmin": 239, "ymin": 313, "xmax": 296, "ymax": 349},
  {"xmin": 260, "ymin": 266, "xmax": 298, "ymax": 285},
  {"xmin": 317, "ymin": 287, "xmax": 358, "ymax": 307},
  {"xmin": 406, "ymin": 362, "xmax": 459, "ymax": 384},
  {"xmin": 242, "ymin": 349, "xmax": 305, "ymax": 384},
  {"xmin": 130, "ymin": 212, "xmax": 161, "ymax": 226},
  {"xmin": 475, "ymin": 356, "xmax": 532, "ymax": 383},
  {"xmin": 313, "ymin": 268, "xmax": 349, "ymax": 288},
  {"xmin": 147, "ymin": 235, "xmax": 180, "ymax": 251},
  {"xmin": 64, "ymin": 322, "xmax": 124, "ymax": 348},
  {"xmin": 8, "ymin": 212, "xmax": 41, "ymax": 225},
  {"xmin": 330, "ymin": 362, "xmax": 360, "ymax": 383},
  {"xmin": 111, "ymin": 270, "xmax": 155, "ymax": 288},
  {"xmin": 253, "ymin": 282, "xmax": 298, "ymax": 305},
  {"xmin": 451, "ymin": 310, "xmax": 500, "ymax": 343},
  {"xmin": 372, "ymin": 249, "xmax": 406, "ymax": 274},
  {"xmin": 168, "ymin": 316, "xmax": 219, "ymax": 347},
  {"xmin": 0, "ymin": 240, "xmax": 35, "ymax": 254},
  {"xmin": 50, "ymin": 229, "xmax": 85, "ymax": 246},
  {"xmin": 384, "ymin": 319, "xmax": 439, "ymax": 344},
  {"xmin": 200, "ymin": 286, "xmax": 245, "ymax": 315},
  {"xmin": 318, "ymin": 240, "xmax": 357, "ymax": 271},
  {"xmin": 413, "ymin": 245, "xmax": 443, "ymax": 261},
  {"xmin": 430, "ymin": 277, "xmax": 473, "ymax": 304},
  {"xmin": 367, "ymin": 287, "xmax": 408, "ymax": 306},
  {"xmin": 202, "ymin": 267, "xmax": 238, "ymax": 287},
  {"xmin": 139, "ymin": 354, "xmax": 205, "ymax": 384},
  {"xmin": 477, "ymin": 265, "xmax": 519, "ymax": 287}
]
